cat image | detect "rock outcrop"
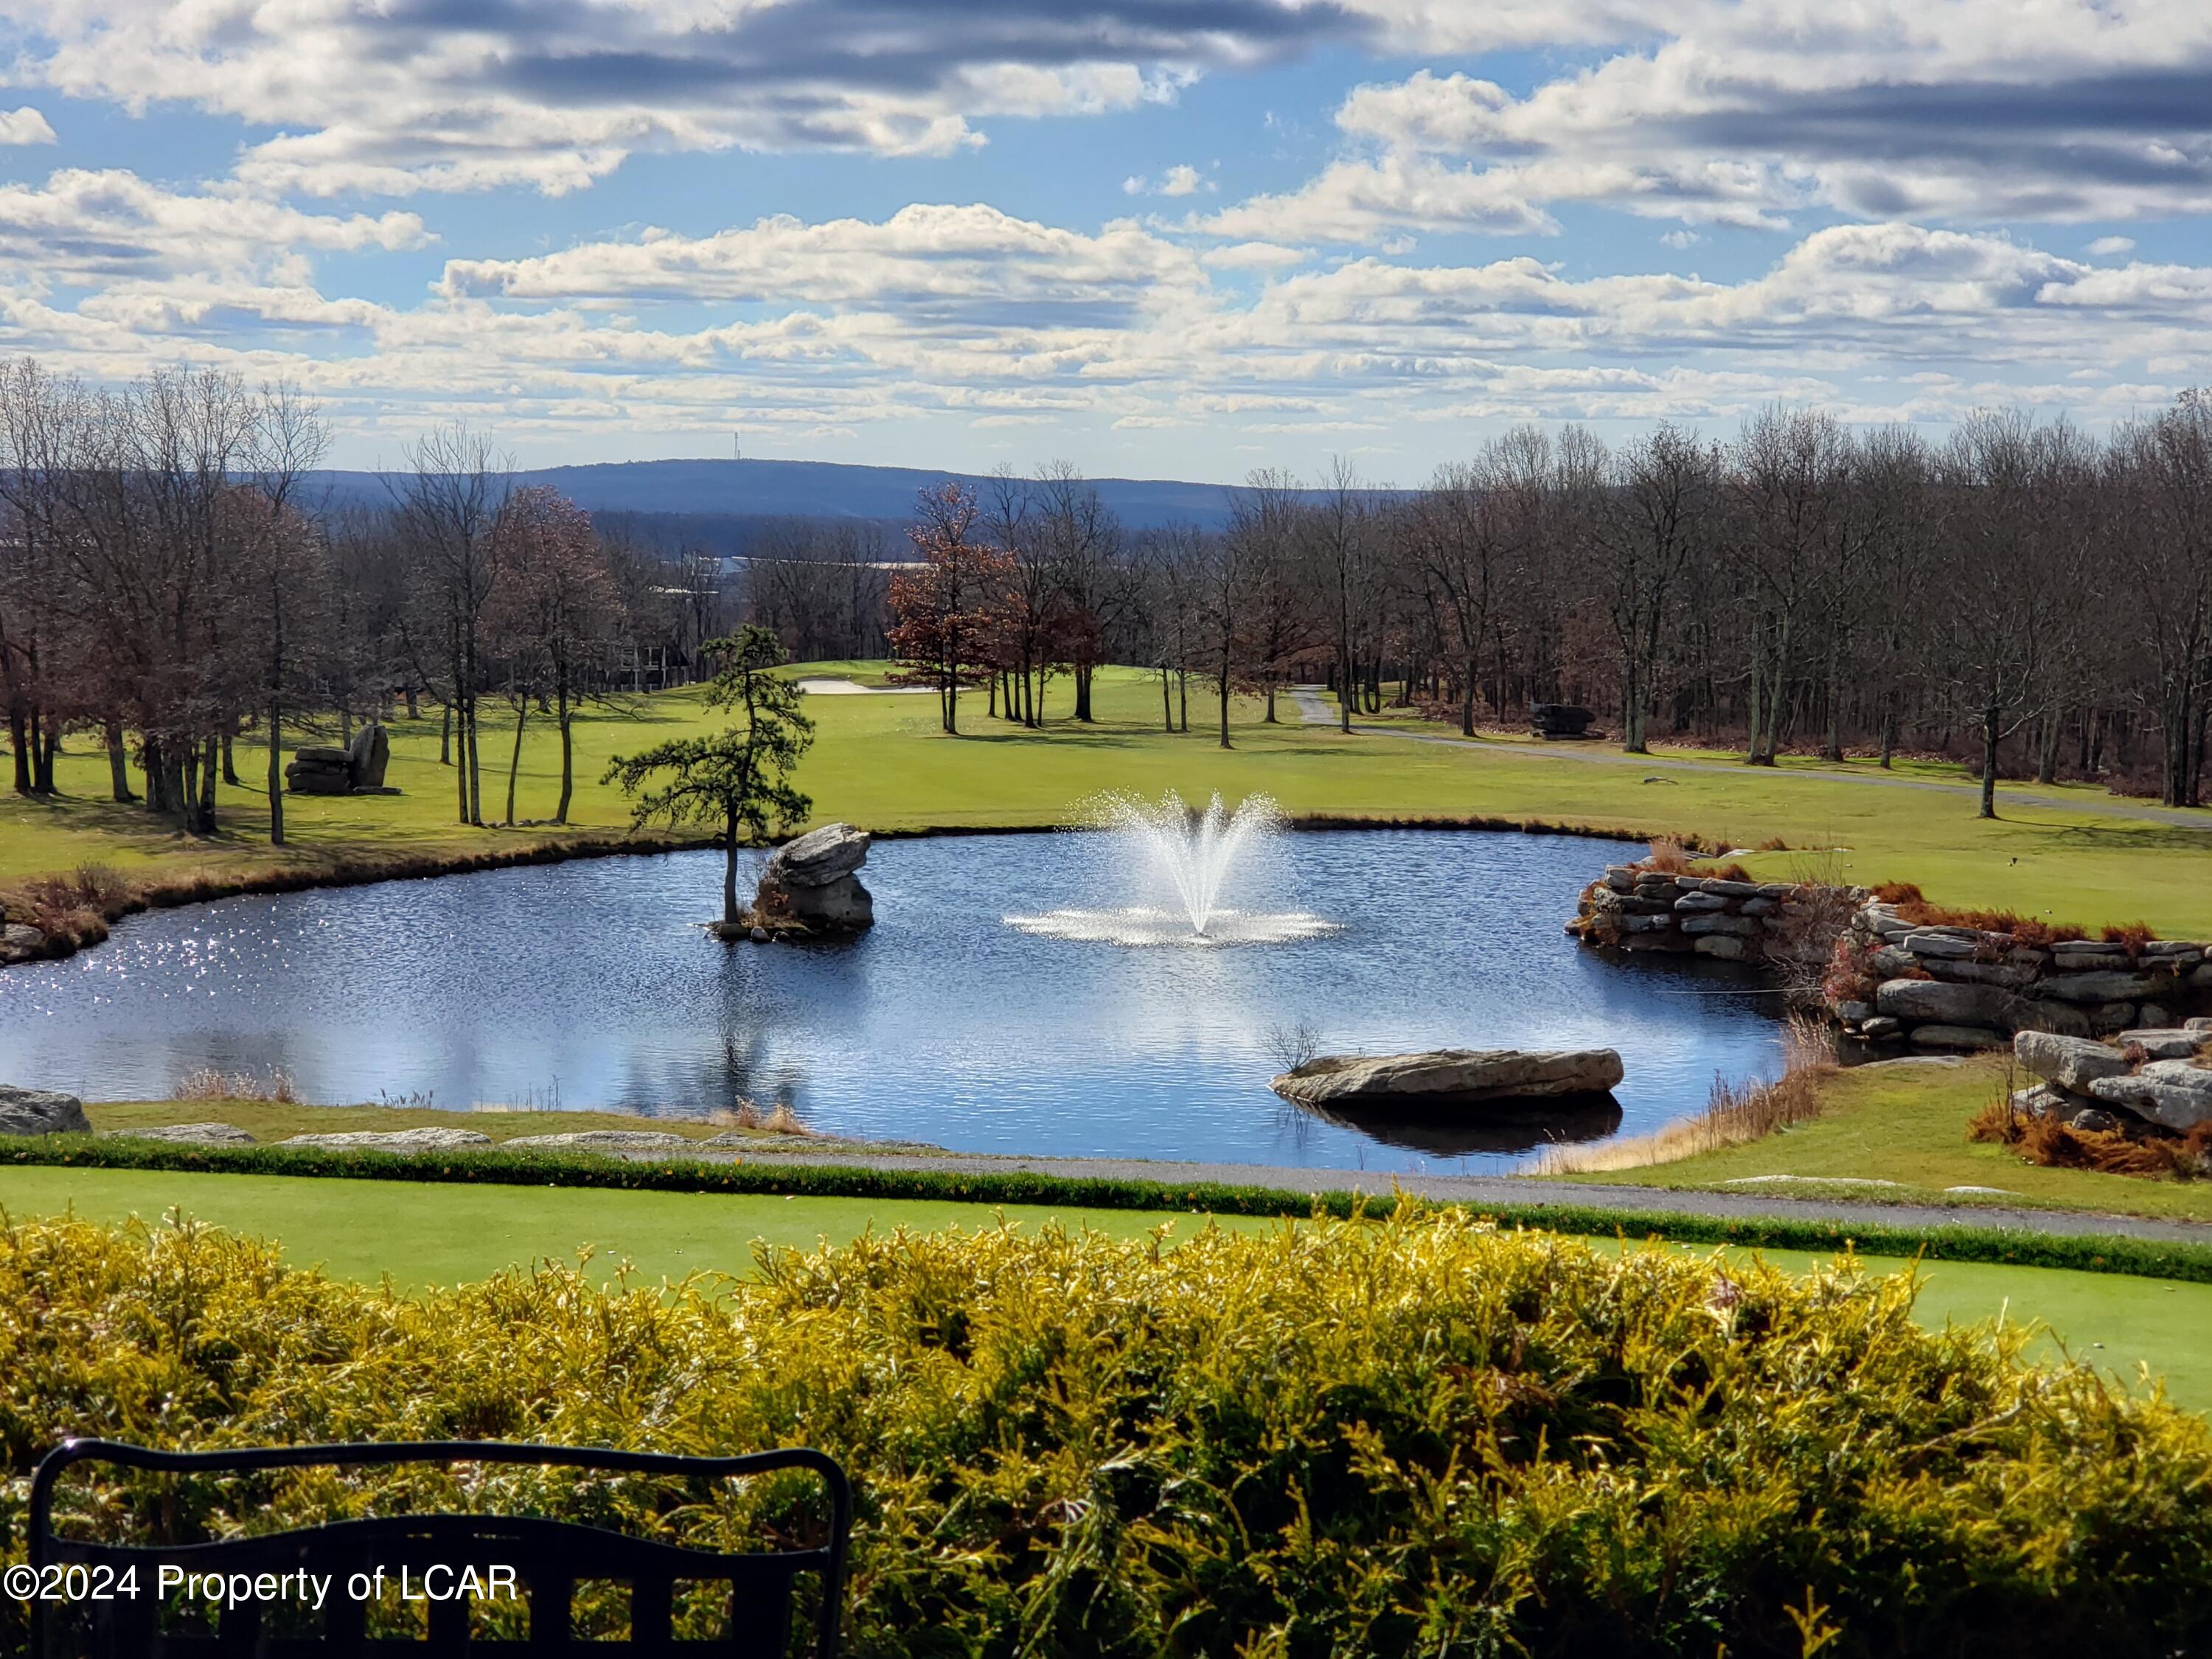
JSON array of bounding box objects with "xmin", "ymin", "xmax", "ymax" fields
[
  {"xmin": 0, "ymin": 918, "xmax": 49, "ymax": 965},
  {"xmin": 102, "ymin": 1122, "xmax": 257, "ymax": 1146},
  {"xmin": 285, "ymin": 723, "xmax": 396, "ymax": 796},
  {"xmin": 501, "ymin": 1130, "xmax": 696, "ymax": 1150},
  {"xmin": 2011, "ymin": 1028, "xmax": 2212, "ymax": 1136},
  {"xmin": 2085, "ymin": 1060, "xmax": 2212, "ymax": 1133},
  {"xmin": 347, "ymin": 722, "xmax": 391, "ymax": 789},
  {"xmin": 752, "ymin": 823, "xmax": 874, "ymax": 932},
  {"xmin": 279, "ymin": 1126, "xmax": 493, "ymax": 1151},
  {"xmin": 0, "ymin": 1085, "xmax": 91, "ymax": 1136},
  {"xmin": 1272, "ymin": 1048, "xmax": 1624, "ymax": 1109}
]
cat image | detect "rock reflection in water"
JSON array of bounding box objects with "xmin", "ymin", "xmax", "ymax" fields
[{"xmin": 1290, "ymin": 1093, "xmax": 1625, "ymax": 1158}]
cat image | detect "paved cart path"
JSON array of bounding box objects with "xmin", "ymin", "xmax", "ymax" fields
[
  {"xmin": 661, "ymin": 1144, "xmax": 2212, "ymax": 1247},
  {"xmin": 1284, "ymin": 687, "xmax": 2212, "ymax": 834}
]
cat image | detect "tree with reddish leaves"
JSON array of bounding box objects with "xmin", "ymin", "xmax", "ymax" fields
[{"xmin": 888, "ymin": 482, "xmax": 1009, "ymax": 735}]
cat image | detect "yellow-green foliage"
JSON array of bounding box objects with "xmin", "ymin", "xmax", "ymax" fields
[{"xmin": 6, "ymin": 1211, "xmax": 2212, "ymax": 1657}]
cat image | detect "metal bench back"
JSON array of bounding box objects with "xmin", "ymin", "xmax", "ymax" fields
[{"xmin": 28, "ymin": 1439, "xmax": 852, "ymax": 1658}]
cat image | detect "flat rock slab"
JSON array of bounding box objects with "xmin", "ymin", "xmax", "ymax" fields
[
  {"xmin": 501, "ymin": 1130, "xmax": 698, "ymax": 1150},
  {"xmin": 1273, "ymin": 1048, "xmax": 1624, "ymax": 1109},
  {"xmin": 2014, "ymin": 1030, "xmax": 2134, "ymax": 1089},
  {"xmin": 0, "ymin": 1085, "xmax": 91, "ymax": 1136},
  {"xmin": 279, "ymin": 1127, "xmax": 493, "ymax": 1151},
  {"xmin": 2087, "ymin": 1060, "xmax": 2212, "ymax": 1133},
  {"xmin": 2040, "ymin": 970, "xmax": 2158, "ymax": 1004},
  {"xmin": 1874, "ymin": 978, "xmax": 2010, "ymax": 1026},
  {"xmin": 101, "ymin": 1122, "xmax": 256, "ymax": 1146},
  {"xmin": 2118, "ymin": 1029, "xmax": 2212, "ymax": 1060}
]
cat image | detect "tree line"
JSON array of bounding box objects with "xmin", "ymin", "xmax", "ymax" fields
[
  {"xmin": 0, "ymin": 361, "xmax": 730, "ymax": 839},
  {"xmin": 885, "ymin": 402, "xmax": 2212, "ymax": 812},
  {"xmin": 6, "ymin": 354, "xmax": 2208, "ymax": 834}
]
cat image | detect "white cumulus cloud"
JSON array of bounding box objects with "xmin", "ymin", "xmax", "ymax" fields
[{"xmin": 0, "ymin": 108, "xmax": 56, "ymax": 147}]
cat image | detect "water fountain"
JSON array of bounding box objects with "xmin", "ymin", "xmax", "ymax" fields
[{"xmin": 1004, "ymin": 790, "xmax": 1337, "ymax": 947}]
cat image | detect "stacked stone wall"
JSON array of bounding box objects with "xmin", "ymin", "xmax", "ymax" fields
[
  {"xmin": 1569, "ymin": 865, "xmax": 1848, "ymax": 963},
  {"xmin": 1829, "ymin": 901, "xmax": 2212, "ymax": 1050}
]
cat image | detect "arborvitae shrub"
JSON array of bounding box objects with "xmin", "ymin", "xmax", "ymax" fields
[{"xmin": 5, "ymin": 1212, "xmax": 2211, "ymax": 1657}]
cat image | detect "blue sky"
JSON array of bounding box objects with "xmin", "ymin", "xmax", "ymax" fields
[{"xmin": 1, "ymin": 1, "xmax": 2208, "ymax": 481}]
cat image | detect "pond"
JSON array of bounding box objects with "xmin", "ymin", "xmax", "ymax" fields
[{"xmin": 0, "ymin": 830, "xmax": 1786, "ymax": 1175}]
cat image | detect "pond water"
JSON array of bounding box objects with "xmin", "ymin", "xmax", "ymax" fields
[{"xmin": 0, "ymin": 830, "xmax": 1787, "ymax": 1174}]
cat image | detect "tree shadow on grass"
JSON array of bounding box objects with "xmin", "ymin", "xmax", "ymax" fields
[
  {"xmin": 942, "ymin": 727, "xmax": 1161, "ymax": 751},
  {"xmin": 1983, "ymin": 815, "xmax": 2212, "ymax": 853}
]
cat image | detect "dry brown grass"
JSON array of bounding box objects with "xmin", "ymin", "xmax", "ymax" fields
[
  {"xmin": 175, "ymin": 1065, "xmax": 299, "ymax": 1105},
  {"xmin": 2098, "ymin": 920, "xmax": 2157, "ymax": 958},
  {"xmin": 1536, "ymin": 1014, "xmax": 1833, "ymax": 1175},
  {"xmin": 1871, "ymin": 888, "xmax": 2137, "ymax": 947},
  {"xmin": 706, "ymin": 1097, "xmax": 813, "ymax": 1135},
  {"xmin": 1971, "ymin": 1086, "xmax": 2212, "ymax": 1180},
  {"xmin": 9, "ymin": 863, "xmax": 131, "ymax": 951},
  {"xmin": 1640, "ymin": 840, "xmax": 1752, "ymax": 883}
]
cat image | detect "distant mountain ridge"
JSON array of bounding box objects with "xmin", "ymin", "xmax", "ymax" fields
[{"xmin": 306, "ymin": 456, "xmax": 1281, "ymax": 534}]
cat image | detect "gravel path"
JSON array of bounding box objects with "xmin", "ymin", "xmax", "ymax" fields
[
  {"xmin": 1284, "ymin": 687, "xmax": 2212, "ymax": 834},
  {"xmin": 692, "ymin": 1144, "xmax": 2212, "ymax": 1247}
]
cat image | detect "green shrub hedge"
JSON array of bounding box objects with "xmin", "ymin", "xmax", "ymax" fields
[{"xmin": 5, "ymin": 1211, "xmax": 2211, "ymax": 1657}]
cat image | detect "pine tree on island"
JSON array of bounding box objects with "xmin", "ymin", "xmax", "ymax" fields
[{"xmin": 603, "ymin": 625, "xmax": 815, "ymax": 928}]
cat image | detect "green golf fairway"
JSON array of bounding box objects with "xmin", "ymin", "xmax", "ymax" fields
[{"xmin": 5, "ymin": 1165, "xmax": 2208, "ymax": 1411}]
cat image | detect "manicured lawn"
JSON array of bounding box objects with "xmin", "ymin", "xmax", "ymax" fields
[
  {"xmin": 1565, "ymin": 1055, "xmax": 2212, "ymax": 1222},
  {"xmin": 0, "ymin": 1165, "xmax": 1265, "ymax": 1287},
  {"xmin": 6, "ymin": 662, "xmax": 2210, "ymax": 934},
  {"xmin": 4, "ymin": 1164, "xmax": 2208, "ymax": 1408}
]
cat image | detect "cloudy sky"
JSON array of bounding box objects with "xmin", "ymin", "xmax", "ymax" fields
[{"xmin": 1, "ymin": 0, "xmax": 2208, "ymax": 479}]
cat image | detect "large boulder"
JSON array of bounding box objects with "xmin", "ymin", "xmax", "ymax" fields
[
  {"xmin": 347, "ymin": 722, "xmax": 391, "ymax": 789},
  {"xmin": 755, "ymin": 823, "xmax": 874, "ymax": 931},
  {"xmin": 0, "ymin": 1085, "xmax": 91, "ymax": 1136},
  {"xmin": 1272, "ymin": 1048, "xmax": 1624, "ymax": 1109},
  {"xmin": 1873, "ymin": 978, "xmax": 2010, "ymax": 1027},
  {"xmin": 2086, "ymin": 1061, "xmax": 2212, "ymax": 1133},
  {"xmin": 1, "ymin": 922, "xmax": 49, "ymax": 964},
  {"xmin": 2014, "ymin": 1031, "xmax": 2132, "ymax": 1091}
]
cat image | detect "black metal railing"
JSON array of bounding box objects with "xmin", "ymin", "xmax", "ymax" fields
[{"xmin": 27, "ymin": 1438, "xmax": 852, "ymax": 1657}]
